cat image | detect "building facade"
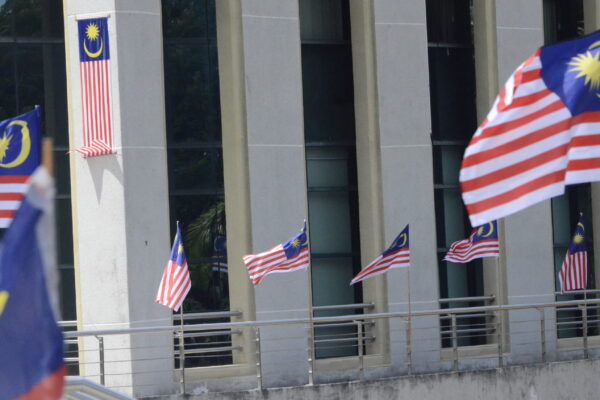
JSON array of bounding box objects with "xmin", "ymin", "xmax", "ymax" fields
[{"xmin": 3, "ymin": 0, "xmax": 600, "ymax": 397}]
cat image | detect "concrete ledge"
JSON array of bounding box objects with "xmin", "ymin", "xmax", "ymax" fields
[{"xmin": 147, "ymin": 358, "xmax": 600, "ymax": 399}]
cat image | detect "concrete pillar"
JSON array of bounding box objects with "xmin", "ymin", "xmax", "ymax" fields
[
  {"xmin": 493, "ymin": 0, "xmax": 556, "ymax": 364},
  {"xmin": 219, "ymin": 0, "xmax": 310, "ymax": 388},
  {"xmin": 371, "ymin": 0, "xmax": 440, "ymax": 373},
  {"xmin": 63, "ymin": 1, "xmax": 173, "ymax": 397}
]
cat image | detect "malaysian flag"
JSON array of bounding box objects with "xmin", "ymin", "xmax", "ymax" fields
[
  {"xmin": 0, "ymin": 108, "xmax": 41, "ymax": 229},
  {"xmin": 155, "ymin": 223, "xmax": 191, "ymax": 311},
  {"xmin": 243, "ymin": 222, "xmax": 309, "ymax": 286},
  {"xmin": 212, "ymin": 236, "xmax": 228, "ymax": 274},
  {"xmin": 75, "ymin": 18, "xmax": 114, "ymax": 157},
  {"xmin": 461, "ymin": 31, "xmax": 600, "ymax": 226},
  {"xmin": 444, "ymin": 221, "xmax": 499, "ymax": 263},
  {"xmin": 558, "ymin": 214, "xmax": 588, "ymax": 293},
  {"xmin": 350, "ymin": 224, "xmax": 409, "ymax": 285}
]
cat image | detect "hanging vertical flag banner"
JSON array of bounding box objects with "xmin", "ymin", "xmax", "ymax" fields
[
  {"xmin": 243, "ymin": 222, "xmax": 309, "ymax": 286},
  {"xmin": 156, "ymin": 223, "xmax": 191, "ymax": 311},
  {"xmin": 0, "ymin": 108, "xmax": 41, "ymax": 229},
  {"xmin": 350, "ymin": 224, "xmax": 410, "ymax": 285},
  {"xmin": 74, "ymin": 17, "xmax": 114, "ymax": 157},
  {"xmin": 461, "ymin": 30, "xmax": 600, "ymax": 226},
  {"xmin": 443, "ymin": 221, "xmax": 500, "ymax": 263},
  {"xmin": 558, "ymin": 214, "xmax": 588, "ymax": 293},
  {"xmin": 0, "ymin": 167, "xmax": 65, "ymax": 399}
]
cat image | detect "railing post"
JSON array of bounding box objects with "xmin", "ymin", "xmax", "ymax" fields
[
  {"xmin": 356, "ymin": 320, "xmax": 365, "ymax": 381},
  {"xmin": 582, "ymin": 304, "xmax": 589, "ymax": 359},
  {"xmin": 406, "ymin": 317, "xmax": 412, "ymax": 376},
  {"xmin": 538, "ymin": 308, "xmax": 546, "ymax": 363},
  {"xmin": 178, "ymin": 330, "xmax": 186, "ymax": 394},
  {"xmin": 496, "ymin": 311, "xmax": 504, "ymax": 368},
  {"xmin": 254, "ymin": 327, "xmax": 263, "ymax": 390},
  {"xmin": 97, "ymin": 336, "xmax": 105, "ymax": 386},
  {"xmin": 451, "ymin": 314, "xmax": 458, "ymax": 372},
  {"xmin": 307, "ymin": 324, "xmax": 314, "ymax": 385}
]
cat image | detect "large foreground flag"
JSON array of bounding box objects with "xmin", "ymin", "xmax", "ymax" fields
[
  {"xmin": 155, "ymin": 223, "xmax": 191, "ymax": 312},
  {"xmin": 350, "ymin": 224, "xmax": 409, "ymax": 285},
  {"xmin": 461, "ymin": 31, "xmax": 600, "ymax": 226},
  {"xmin": 443, "ymin": 221, "xmax": 499, "ymax": 263},
  {"xmin": 0, "ymin": 108, "xmax": 41, "ymax": 229},
  {"xmin": 243, "ymin": 222, "xmax": 309, "ymax": 286},
  {"xmin": 0, "ymin": 167, "xmax": 65, "ymax": 399},
  {"xmin": 558, "ymin": 214, "xmax": 588, "ymax": 293},
  {"xmin": 75, "ymin": 17, "xmax": 114, "ymax": 157}
]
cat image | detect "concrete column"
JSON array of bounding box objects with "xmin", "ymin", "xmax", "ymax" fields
[
  {"xmin": 222, "ymin": 0, "xmax": 310, "ymax": 388},
  {"xmin": 63, "ymin": 1, "xmax": 173, "ymax": 397},
  {"xmin": 371, "ymin": 0, "xmax": 440, "ymax": 373},
  {"xmin": 494, "ymin": 0, "xmax": 556, "ymax": 364},
  {"xmin": 348, "ymin": 0, "xmax": 388, "ymax": 367}
]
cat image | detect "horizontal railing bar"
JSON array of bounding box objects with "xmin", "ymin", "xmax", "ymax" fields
[
  {"xmin": 313, "ymin": 303, "xmax": 375, "ymax": 312},
  {"xmin": 439, "ymin": 313, "xmax": 492, "ymax": 320},
  {"xmin": 554, "ymin": 289, "xmax": 600, "ymax": 295},
  {"xmin": 183, "ymin": 311, "xmax": 242, "ymax": 320},
  {"xmin": 64, "ymin": 357, "xmax": 79, "ymax": 363},
  {"xmin": 441, "ymin": 327, "xmax": 496, "ymax": 335},
  {"xmin": 315, "ymin": 337, "xmax": 375, "ymax": 345},
  {"xmin": 439, "ymin": 296, "xmax": 495, "ymax": 303},
  {"xmin": 177, "ymin": 346, "xmax": 242, "ymax": 356},
  {"xmin": 58, "ymin": 320, "xmax": 78, "ymax": 327},
  {"xmin": 315, "ymin": 322, "xmax": 375, "ymax": 329},
  {"xmin": 64, "ymin": 298, "xmax": 600, "ymax": 338},
  {"xmin": 180, "ymin": 329, "xmax": 241, "ymax": 338}
]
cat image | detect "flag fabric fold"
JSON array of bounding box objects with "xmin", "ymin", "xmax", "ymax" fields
[
  {"xmin": 0, "ymin": 108, "xmax": 41, "ymax": 229},
  {"xmin": 443, "ymin": 221, "xmax": 500, "ymax": 263},
  {"xmin": 350, "ymin": 224, "xmax": 410, "ymax": 285},
  {"xmin": 155, "ymin": 223, "xmax": 191, "ymax": 311},
  {"xmin": 0, "ymin": 167, "xmax": 65, "ymax": 399},
  {"xmin": 243, "ymin": 222, "xmax": 309, "ymax": 286},
  {"xmin": 74, "ymin": 17, "xmax": 114, "ymax": 157},
  {"xmin": 558, "ymin": 214, "xmax": 588, "ymax": 293},
  {"xmin": 460, "ymin": 31, "xmax": 600, "ymax": 226}
]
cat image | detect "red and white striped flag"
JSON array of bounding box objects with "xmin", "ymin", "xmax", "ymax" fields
[
  {"xmin": 461, "ymin": 31, "xmax": 600, "ymax": 226},
  {"xmin": 443, "ymin": 221, "xmax": 499, "ymax": 263},
  {"xmin": 350, "ymin": 225, "xmax": 409, "ymax": 285},
  {"xmin": 75, "ymin": 18, "xmax": 114, "ymax": 157},
  {"xmin": 243, "ymin": 223, "xmax": 309, "ymax": 286},
  {"xmin": 155, "ymin": 223, "xmax": 191, "ymax": 311},
  {"xmin": 558, "ymin": 215, "xmax": 588, "ymax": 293}
]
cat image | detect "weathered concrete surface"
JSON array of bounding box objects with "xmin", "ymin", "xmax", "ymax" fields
[{"xmin": 148, "ymin": 358, "xmax": 600, "ymax": 400}]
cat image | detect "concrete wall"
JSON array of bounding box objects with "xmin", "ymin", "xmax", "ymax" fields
[{"xmin": 154, "ymin": 358, "xmax": 600, "ymax": 400}]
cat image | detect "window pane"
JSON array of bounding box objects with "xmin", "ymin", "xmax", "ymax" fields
[
  {"xmin": 425, "ymin": 0, "xmax": 472, "ymax": 44},
  {"xmin": 168, "ymin": 148, "xmax": 224, "ymax": 192},
  {"xmin": 162, "ymin": 0, "xmax": 216, "ymax": 39}
]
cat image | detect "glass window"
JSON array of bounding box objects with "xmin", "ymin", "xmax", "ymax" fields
[
  {"xmin": 0, "ymin": 0, "xmax": 72, "ymax": 320},
  {"xmin": 162, "ymin": 0, "xmax": 228, "ymax": 316},
  {"xmin": 300, "ymin": 0, "xmax": 362, "ymax": 359}
]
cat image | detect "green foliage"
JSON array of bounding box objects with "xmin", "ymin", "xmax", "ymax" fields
[{"xmin": 185, "ymin": 200, "xmax": 225, "ymax": 260}]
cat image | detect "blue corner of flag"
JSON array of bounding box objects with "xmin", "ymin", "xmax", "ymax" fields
[{"xmin": 0, "ymin": 168, "xmax": 64, "ymax": 399}]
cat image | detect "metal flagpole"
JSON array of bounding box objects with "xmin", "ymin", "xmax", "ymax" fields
[
  {"xmin": 303, "ymin": 220, "xmax": 315, "ymax": 385},
  {"xmin": 178, "ymin": 304, "xmax": 186, "ymax": 394},
  {"xmin": 406, "ymin": 261, "xmax": 413, "ymax": 375}
]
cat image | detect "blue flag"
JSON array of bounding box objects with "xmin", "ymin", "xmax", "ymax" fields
[{"xmin": 0, "ymin": 168, "xmax": 64, "ymax": 399}]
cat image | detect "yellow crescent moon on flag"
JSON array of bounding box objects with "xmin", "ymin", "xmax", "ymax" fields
[
  {"xmin": 0, "ymin": 291, "xmax": 8, "ymax": 316},
  {"xmin": 480, "ymin": 222, "xmax": 494, "ymax": 238},
  {"xmin": 578, "ymin": 222, "xmax": 585, "ymax": 230},
  {"xmin": 0, "ymin": 120, "xmax": 30, "ymax": 168},
  {"xmin": 397, "ymin": 233, "xmax": 407, "ymax": 248},
  {"xmin": 83, "ymin": 37, "xmax": 103, "ymax": 58},
  {"xmin": 590, "ymin": 40, "xmax": 600, "ymax": 50}
]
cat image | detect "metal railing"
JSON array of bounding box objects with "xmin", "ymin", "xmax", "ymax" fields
[
  {"xmin": 62, "ymin": 298, "xmax": 600, "ymax": 395},
  {"xmin": 439, "ymin": 296, "xmax": 496, "ymax": 348}
]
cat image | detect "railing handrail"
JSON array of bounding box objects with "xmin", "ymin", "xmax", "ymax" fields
[
  {"xmin": 63, "ymin": 298, "xmax": 600, "ymax": 339},
  {"xmin": 439, "ymin": 296, "xmax": 495, "ymax": 303},
  {"xmin": 182, "ymin": 311, "xmax": 242, "ymax": 320},
  {"xmin": 313, "ymin": 303, "xmax": 375, "ymax": 312},
  {"xmin": 554, "ymin": 289, "xmax": 600, "ymax": 295}
]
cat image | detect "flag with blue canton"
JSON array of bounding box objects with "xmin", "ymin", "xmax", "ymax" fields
[
  {"xmin": 0, "ymin": 107, "xmax": 41, "ymax": 229},
  {"xmin": 351, "ymin": 224, "xmax": 410, "ymax": 285},
  {"xmin": 243, "ymin": 221, "xmax": 309, "ymax": 286},
  {"xmin": 558, "ymin": 214, "xmax": 588, "ymax": 293},
  {"xmin": 212, "ymin": 236, "xmax": 228, "ymax": 274},
  {"xmin": 155, "ymin": 223, "xmax": 191, "ymax": 311},
  {"xmin": 0, "ymin": 167, "xmax": 65, "ymax": 399},
  {"xmin": 75, "ymin": 17, "xmax": 114, "ymax": 157},
  {"xmin": 444, "ymin": 221, "xmax": 499, "ymax": 263},
  {"xmin": 461, "ymin": 30, "xmax": 600, "ymax": 226}
]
